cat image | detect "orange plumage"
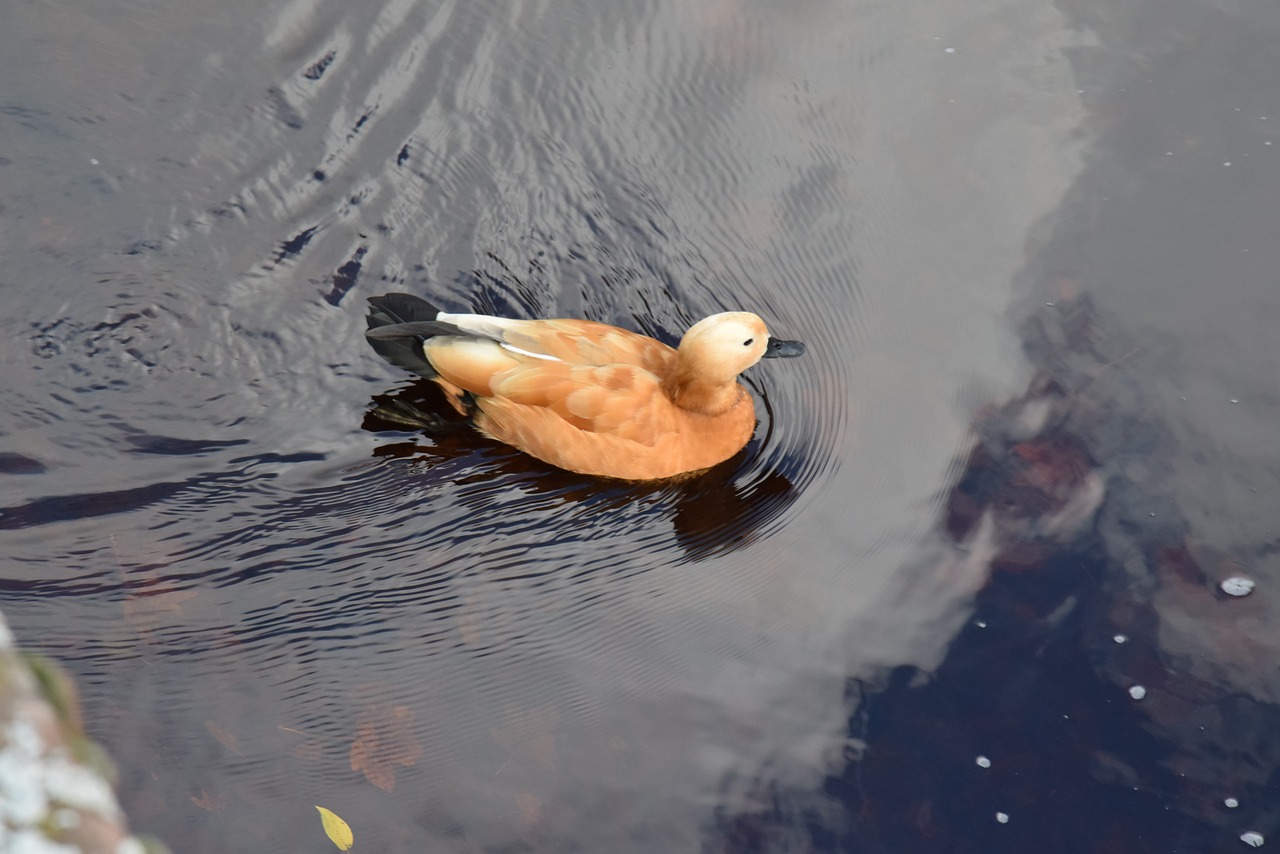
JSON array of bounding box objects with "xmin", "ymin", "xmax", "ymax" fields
[{"xmin": 366, "ymin": 293, "xmax": 804, "ymax": 480}]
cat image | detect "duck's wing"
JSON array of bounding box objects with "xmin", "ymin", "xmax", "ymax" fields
[
  {"xmin": 489, "ymin": 361, "xmax": 677, "ymax": 444},
  {"xmin": 438, "ymin": 314, "xmax": 676, "ymax": 371},
  {"xmin": 422, "ymin": 338, "xmax": 676, "ymax": 441},
  {"xmin": 472, "ymin": 362, "xmax": 688, "ymax": 479}
]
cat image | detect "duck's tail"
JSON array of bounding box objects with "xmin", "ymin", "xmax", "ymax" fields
[{"xmin": 365, "ymin": 292, "xmax": 455, "ymax": 378}]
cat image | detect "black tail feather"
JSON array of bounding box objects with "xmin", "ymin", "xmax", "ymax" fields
[
  {"xmin": 366, "ymin": 320, "xmax": 463, "ymax": 340},
  {"xmin": 365, "ymin": 293, "xmax": 446, "ymax": 377},
  {"xmin": 367, "ymin": 293, "xmax": 443, "ymax": 326}
]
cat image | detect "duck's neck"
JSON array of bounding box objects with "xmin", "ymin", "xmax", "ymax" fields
[{"xmin": 664, "ymin": 369, "xmax": 743, "ymax": 415}]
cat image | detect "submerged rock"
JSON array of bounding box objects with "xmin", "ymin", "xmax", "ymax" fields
[{"xmin": 0, "ymin": 614, "xmax": 166, "ymax": 854}]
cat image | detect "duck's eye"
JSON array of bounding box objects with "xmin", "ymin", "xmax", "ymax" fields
[{"xmin": 743, "ymin": 338, "xmax": 754, "ymax": 347}]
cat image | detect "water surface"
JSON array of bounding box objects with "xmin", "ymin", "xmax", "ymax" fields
[{"xmin": 2, "ymin": 0, "xmax": 1276, "ymax": 850}]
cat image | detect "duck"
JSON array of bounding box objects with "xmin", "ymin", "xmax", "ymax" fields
[{"xmin": 365, "ymin": 292, "xmax": 804, "ymax": 480}]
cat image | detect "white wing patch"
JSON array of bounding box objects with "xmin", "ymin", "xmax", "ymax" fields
[
  {"xmin": 436, "ymin": 312, "xmax": 563, "ymax": 362},
  {"xmin": 500, "ymin": 342, "xmax": 562, "ymax": 361},
  {"xmin": 437, "ymin": 312, "xmax": 520, "ymax": 341}
]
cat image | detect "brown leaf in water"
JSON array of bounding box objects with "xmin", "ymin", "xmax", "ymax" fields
[
  {"xmin": 514, "ymin": 791, "xmax": 544, "ymax": 841},
  {"xmin": 289, "ymin": 738, "xmax": 326, "ymax": 762},
  {"xmin": 190, "ymin": 789, "xmax": 224, "ymax": 811},
  {"xmin": 123, "ymin": 587, "xmax": 198, "ymax": 637},
  {"xmin": 349, "ymin": 704, "xmax": 423, "ymax": 792},
  {"xmin": 111, "ymin": 534, "xmax": 197, "ymax": 639},
  {"xmin": 204, "ymin": 719, "xmax": 242, "ymax": 754}
]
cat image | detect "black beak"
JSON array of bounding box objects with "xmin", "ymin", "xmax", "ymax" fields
[{"xmin": 763, "ymin": 337, "xmax": 806, "ymax": 358}]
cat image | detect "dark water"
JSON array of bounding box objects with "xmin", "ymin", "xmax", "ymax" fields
[{"xmin": 2, "ymin": 0, "xmax": 1278, "ymax": 850}]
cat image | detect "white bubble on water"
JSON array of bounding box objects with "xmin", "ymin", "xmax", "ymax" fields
[{"xmin": 1221, "ymin": 577, "xmax": 1255, "ymax": 597}]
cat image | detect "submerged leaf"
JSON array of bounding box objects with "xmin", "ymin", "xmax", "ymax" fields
[
  {"xmin": 316, "ymin": 805, "xmax": 354, "ymax": 850},
  {"xmin": 204, "ymin": 719, "xmax": 242, "ymax": 754},
  {"xmin": 190, "ymin": 789, "xmax": 224, "ymax": 812},
  {"xmin": 349, "ymin": 703, "xmax": 422, "ymax": 792}
]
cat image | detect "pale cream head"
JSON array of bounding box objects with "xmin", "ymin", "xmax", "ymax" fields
[{"xmin": 678, "ymin": 312, "xmax": 772, "ymax": 382}]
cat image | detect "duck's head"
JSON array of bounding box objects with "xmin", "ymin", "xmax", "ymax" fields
[{"xmin": 678, "ymin": 312, "xmax": 806, "ymax": 383}]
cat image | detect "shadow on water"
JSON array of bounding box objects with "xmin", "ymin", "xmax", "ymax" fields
[{"xmin": 362, "ymin": 370, "xmax": 800, "ymax": 565}]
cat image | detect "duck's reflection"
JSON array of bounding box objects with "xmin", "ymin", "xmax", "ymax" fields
[{"xmin": 363, "ymin": 380, "xmax": 797, "ymax": 561}]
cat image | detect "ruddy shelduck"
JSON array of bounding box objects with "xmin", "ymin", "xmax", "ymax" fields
[{"xmin": 365, "ymin": 293, "xmax": 804, "ymax": 480}]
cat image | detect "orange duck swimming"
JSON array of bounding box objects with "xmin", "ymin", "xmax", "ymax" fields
[{"xmin": 366, "ymin": 293, "xmax": 804, "ymax": 480}]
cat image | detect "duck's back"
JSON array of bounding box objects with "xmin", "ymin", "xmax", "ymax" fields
[{"xmin": 437, "ymin": 313, "xmax": 677, "ymax": 373}]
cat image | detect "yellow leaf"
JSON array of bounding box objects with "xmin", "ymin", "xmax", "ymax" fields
[{"xmin": 315, "ymin": 806, "xmax": 353, "ymax": 851}]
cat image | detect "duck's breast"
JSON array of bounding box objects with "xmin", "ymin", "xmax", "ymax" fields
[{"xmin": 473, "ymin": 397, "xmax": 687, "ymax": 479}]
